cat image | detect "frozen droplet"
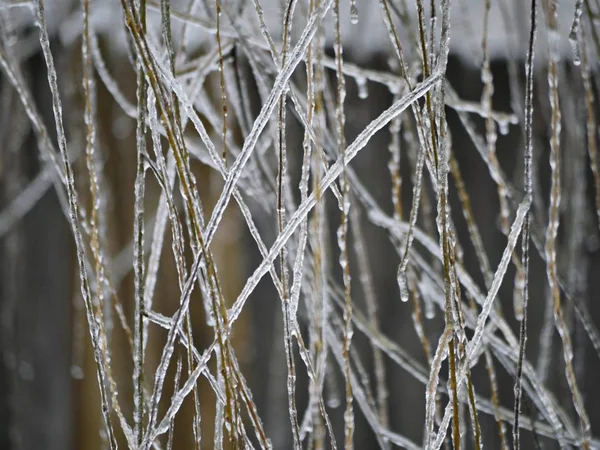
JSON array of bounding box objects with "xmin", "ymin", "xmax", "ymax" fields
[
  {"xmin": 327, "ymin": 396, "xmax": 341, "ymax": 409},
  {"xmin": 356, "ymin": 76, "xmax": 368, "ymax": 99},
  {"xmin": 71, "ymin": 365, "xmax": 84, "ymax": 379},
  {"xmin": 349, "ymin": 2, "xmax": 359, "ymax": 25},
  {"xmin": 418, "ymin": 277, "xmax": 437, "ymax": 319},
  {"xmin": 397, "ymin": 268, "xmax": 409, "ymax": 302},
  {"xmin": 498, "ymin": 120, "xmax": 509, "ymax": 136},
  {"xmin": 424, "ymin": 296, "xmax": 436, "ymax": 319}
]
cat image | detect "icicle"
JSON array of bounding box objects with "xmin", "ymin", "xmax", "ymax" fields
[
  {"xmin": 569, "ymin": 31, "xmax": 581, "ymax": 66},
  {"xmin": 424, "ymin": 300, "xmax": 436, "ymax": 320},
  {"xmin": 418, "ymin": 277, "xmax": 437, "ymax": 319},
  {"xmin": 569, "ymin": 0, "xmax": 584, "ymax": 65},
  {"xmin": 349, "ymin": 0, "xmax": 359, "ymax": 25},
  {"xmin": 498, "ymin": 119, "xmax": 510, "ymax": 136},
  {"xmin": 355, "ymin": 76, "xmax": 368, "ymax": 99},
  {"xmin": 397, "ymin": 267, "xmax": 410, "ymax": 302},
  {"xmin": 326, "ymin": 386, "xmax": 342, "ymax": 409}
]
